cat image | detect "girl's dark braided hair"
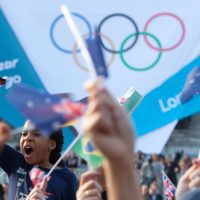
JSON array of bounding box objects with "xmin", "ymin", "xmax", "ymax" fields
[{"xmin": 49, "ymin": 128, "xmax": 64, "ymax": 166}]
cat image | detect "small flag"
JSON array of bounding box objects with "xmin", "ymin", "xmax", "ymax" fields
[
  {"xmin": 117, "ymin": 87, "xmax": 143, "ymax": 114},
  {"xmin": 86, "ymin": 28, "xmax": 108, "ymax": 78},
  {"xmin": 82, "ymin": 136, "xmax": 102, "ymax": 157},
  {"xmin": 198, "ymin": 149, "xmax": 200, "ymax": 159},
  {"xmin": 6, "ymin": 83, "xmax": 86, "ymax": 135},
  {"xmin": 73, "ymin": 136, "xmax": 104, "ymax": 170},
  {"xmin": 29, "ymin": 167, "xmax": 45, "ymax": 186},
  {"xmin": 180, "ymin": 66, "xmax": 200, "ymax": 103},
  {"xmin": 162, "ymin": 171, "xmax": 176, "ymax": 200}
]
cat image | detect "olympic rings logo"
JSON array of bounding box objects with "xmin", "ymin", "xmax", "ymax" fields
[{"xmin": 50, "ymin": 12, "xmax": 186, "ymax": 72}]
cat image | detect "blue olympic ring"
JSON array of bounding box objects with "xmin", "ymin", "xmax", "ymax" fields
[{"xmin": 50, "ymin": 13, "xmax": 92, "ymax": 54}]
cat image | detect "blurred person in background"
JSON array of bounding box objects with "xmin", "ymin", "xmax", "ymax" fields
[
  {"xmin": 149, "ymin": 180, "xmax": 162, "ymax": 200},
  {"xmin": 151, "ymin": 154, "xmax": 163, "ymax": 194},
  {"xmin": 63, "ymin": 151, "xmax": 78, "ymax": 169},
  {"xmin": 165, "ymin": 161, "xmax": 178, "ymax": 186},
  {"xmin": 0, "ymin": 184, "xmax": 4, "ymax": 200},
  {"xmin": 141, "ymin": 155, "xmax": 156, "ymax": 185},
  {"xmin": 158, "ymin": 154, "xmax": 167, "ymax": 171},
  {"xmin": 165, "ymin": 155, "xmax": 172, "ymax": 168},
  {"xmin": 2, "ymin": 183, "xmax": 8, "ymax": 200},
  {"xmin": 141, "ymin": 184, "xmax": 150, "ymax": 200},
  {"xmin": 135, "ymin": 151, "xmax": 145, "ymax": 170},
  {"xmin": 177, "ymin": 157, "xmax": 192, "ymax": 181}
]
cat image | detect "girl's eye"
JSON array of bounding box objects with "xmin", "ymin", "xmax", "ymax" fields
[
  {"xmin": 21, "ymin": 132, "xmax": 27, "ymax": 137},
  {"xmin": 33, "ymin": 132, "xmax": 41, "ymax": 137}
]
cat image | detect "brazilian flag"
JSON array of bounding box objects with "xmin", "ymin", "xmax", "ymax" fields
[{"xmin": 73, "ymin": 136, "xmax": 104, "ymax": 169}]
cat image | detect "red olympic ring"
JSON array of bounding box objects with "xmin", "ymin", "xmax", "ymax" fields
[{"xmin": 143, "ymin": 12, "xmax": 186, "ymax": 52}]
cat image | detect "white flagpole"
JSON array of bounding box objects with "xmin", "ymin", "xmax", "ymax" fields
[
  {"xmin": 198, "ymin": 149, "xmax": 200, "ymax": 159},
  {"xmin": 60, "ymin": 4, "xmax": 96, "ymax": 80}
]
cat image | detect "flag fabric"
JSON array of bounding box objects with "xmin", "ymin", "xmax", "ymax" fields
[
  {"xmin": 180, "ymin": 66, "xmax": 200, "ymax": 103},
  {"xmin": 72, "ymin": 136, "xmax": 104, "ymax": 170},
  {"xmin": 117, "ymin": 87, "xmax": 143, "ymax": 114},
  {"xmin": 3, "ymin": 0, "xmax": 200, "ymax": 152},
  {"xmin": 72, "ymin": 87, "xmax": 142, "ymax": 169},
  {"xmin": 118, "ymin": 97, "xmax": 127, "ymax": 105},
  {"xmin": 29, "ymin": 167, "xmax": 53, "ymax": 198},
  {"xmin": 86, "ymin": 28, "xmax": 108, "ymax": 78},
  {"xmin": 6, "ymin": 83, "xmax": 86, "ymax": 136},
  {"xmin": 82, "ymin": 136, "xmax": 102, "ymax": 156},
  {"xmin": 52, "ymin": 99, "xmax": 86, "ymax": 121},
  {"xmin": 29, "ymin": 167, "xmax": 45, "ymax": 186},
  {"xmin": 162, "ymin": 171, "xmax": 176, "ymax": 200}
]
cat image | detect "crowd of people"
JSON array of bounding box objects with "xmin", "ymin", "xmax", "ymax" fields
[
  {"xmin": 0, "ymin": 78, "xmax": 200, "ymax": 200},
  {"xmin": 136, "ymin": 151, "xmax": 192, "ymax": 200},
  {"xmin": 64, "ymin": 149, "xmax": 194, "ymax": 200}
]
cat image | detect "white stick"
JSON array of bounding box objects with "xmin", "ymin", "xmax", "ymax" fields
[
  {"xmin": 46, "ymin": 133, "xmax": 83, "ymax": 177},
  {"xmin": 198, "ymin": 149, "xmax": 200, "ymax": 159},
  {"xmin": 60, "ymin": 4, "xmax": 96, "ymax": 80}
]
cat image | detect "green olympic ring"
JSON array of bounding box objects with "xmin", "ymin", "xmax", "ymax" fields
[{"xmin": 120, "ymin": 32, "xmax": 162, "ymax": 71}]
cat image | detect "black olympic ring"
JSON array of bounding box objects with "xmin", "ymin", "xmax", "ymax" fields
[{"xmin": 97, "ymin": 13, "xmax": 139, "ymax": 54}]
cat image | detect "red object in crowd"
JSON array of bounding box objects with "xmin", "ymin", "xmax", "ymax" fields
[
  {"xmin": 0, "ymin": 78, "xmax": 6, "ymax": 85},
  {"xmin": 29, "ymin": 167, "xmax": 45, "ymax": 186}
]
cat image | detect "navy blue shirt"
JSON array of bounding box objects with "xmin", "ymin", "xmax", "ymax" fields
[{"xmin": 0, "ymin": 145, "xmax": 77, "ymax": 200}]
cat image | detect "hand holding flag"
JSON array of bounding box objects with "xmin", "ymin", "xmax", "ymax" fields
[{"xmin": 29, "ymin": 167, "xmax": 49, "ymax": 198}]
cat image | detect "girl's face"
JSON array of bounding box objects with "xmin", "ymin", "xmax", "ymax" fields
[{"xmin": 20, "ymin": 120, "xmax": 56, "ymax": 168}]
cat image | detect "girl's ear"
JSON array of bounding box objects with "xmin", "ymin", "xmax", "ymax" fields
[{"xmin": 49, "ymin": 140, "xmax": 56, "ymax": 151}]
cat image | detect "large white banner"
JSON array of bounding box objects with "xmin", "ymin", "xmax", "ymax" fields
[{"xmin": 1, "ymin": 0, "xmax": 200, "ymax": 152}]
